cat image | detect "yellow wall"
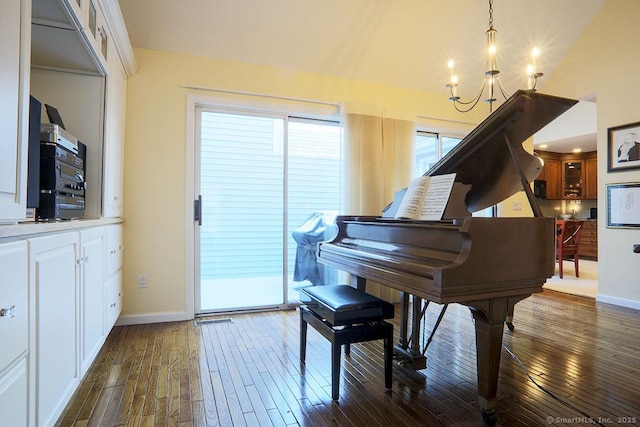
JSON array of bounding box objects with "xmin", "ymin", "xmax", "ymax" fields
[
  {"xmin": 122, "ymin": 49, "xmax": 485, "ymax": 321},
  {"xmin": 542, "ymin": 0, "xmax": 640, "ymax": 307}
]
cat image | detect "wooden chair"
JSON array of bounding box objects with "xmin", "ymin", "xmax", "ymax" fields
[{"xmin": 556, "ymin": 219, "xmax": 584, "ymax": 278}]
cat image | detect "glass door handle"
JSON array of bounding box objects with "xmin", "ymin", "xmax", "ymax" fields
[{"xmin": 194, "ymin": 195, "xmax": 202, "ymax": 226}]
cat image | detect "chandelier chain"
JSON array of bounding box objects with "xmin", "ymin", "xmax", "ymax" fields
[{"xmin": 488, "ymin": 0, "xmax": 494, "ymax": 30}]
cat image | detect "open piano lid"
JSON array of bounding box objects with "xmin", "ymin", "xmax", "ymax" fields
[{"xmin": 427, "ymin": 90, "xmax": 578, "ymax": 213}]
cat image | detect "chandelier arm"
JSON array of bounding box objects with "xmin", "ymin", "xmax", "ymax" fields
[
  {"xmin": 453, "ymin": 84, "xmax": 486, "ymax": 113},
  {"xmin": 497, "ymin": 77, "xmax": 511, "ymax": 100},
  {"xmin": 453, "ymin": 80, "xmax": 486, "ymax": 106}
]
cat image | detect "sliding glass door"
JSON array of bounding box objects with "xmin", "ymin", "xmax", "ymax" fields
[{"xmin": 195, "ymin": 108, "xmax": 341, "ymax": 314}]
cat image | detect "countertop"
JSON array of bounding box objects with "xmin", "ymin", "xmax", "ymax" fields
[{"xmin": 0, "ymin": 217, "xmax": 124, "ymax": 241}]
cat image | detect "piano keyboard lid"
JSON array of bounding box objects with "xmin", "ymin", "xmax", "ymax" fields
[{"xmin": 426, "ymin": 90, "xmax": 578, "ymax": 213}]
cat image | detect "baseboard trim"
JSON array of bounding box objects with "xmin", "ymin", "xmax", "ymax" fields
[
  {"xmin": 115, "ymin": 311, "xmax": 192, "ymax": 326},
  {"xmin": 596, "ymin": 294, "xmax": 640, "ymax": 311}
]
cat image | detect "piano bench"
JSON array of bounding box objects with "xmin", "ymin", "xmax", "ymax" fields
[{"xmin": 299, "ymin": 285, "xmax": 394, "ymax": 400}]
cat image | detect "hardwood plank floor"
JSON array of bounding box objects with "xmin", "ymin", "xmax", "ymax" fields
[{"xmin": 55, "ymin": 290, "xmax": 640, "ymax": 426}]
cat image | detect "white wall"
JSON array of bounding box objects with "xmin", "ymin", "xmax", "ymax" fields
[{"xmin": 543, "ymin": 0, "xmax": 640, "ymax": 309}]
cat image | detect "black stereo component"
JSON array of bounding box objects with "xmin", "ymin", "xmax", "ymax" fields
[
  {"xmin": 38, "ymin": 193, "xmax": 85, "ymax": 220},
  {"xmin": 37, "ymin": 124, "xmax": 86, "ymax": 221},
  {"xmin": 39, "ymin": 144, "xmax": 85, "ymax": 197},
  {"xmin": 27, "ymin": 96, "xmax": 42, "ymax": 208}
]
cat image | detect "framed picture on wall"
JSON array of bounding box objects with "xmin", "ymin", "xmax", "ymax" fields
[
  {"xmin": 607, "ymin": 182, "xmax": 640, "ymax": 228},
  {"xmin": 608, "ymin": 121, "xmax": 640, "ymax": 171}
]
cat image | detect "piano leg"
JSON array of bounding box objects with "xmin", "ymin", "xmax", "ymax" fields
[{"xmin": 467, "ymin": 297, "xmax": 513, "ymax": 425}]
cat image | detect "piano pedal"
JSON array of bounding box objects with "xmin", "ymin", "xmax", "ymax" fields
[{"xmin": 395, "ymin": 357, "xmax": 411, "ymax": 368}]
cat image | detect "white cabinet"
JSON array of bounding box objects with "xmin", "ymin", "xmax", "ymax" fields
[
  {"xmin": 29, "ymin": 232, "xmax": 80, "ymax": 427},
  {"xmin": 0, "ymin": 240, "xmax": 29, "ymax": 427},
  {"xmin": 0, "ymin": 359, "xmax": 28, "ymax": 427},
  {"xmin": 105, "ymin": 224, "xmax": 123, "ymax": 277},
  {"xmin": 0, "ymin": 241, "xmax": 29, "ymax": 372},
  {"xmin": 104, "ymin": 224, "xmax": 123, "ymax": 330},
  {"xmin": 0, "ymin": 0, "xmax": 30, "ymax": 223},
  {"xmin": 79, "ymin": 227, "xmax": 105, "ymax": 376},
  {"xmin": 24, "ymin": 224, "xmax": 118, "ymax": 427},
  {"xmin": 105, "ymin": 270, "xmax": 123, "ymax": 330},
  {"xmin": 103, "ymin": 32, "xmax": 127, "ymax": 218}
]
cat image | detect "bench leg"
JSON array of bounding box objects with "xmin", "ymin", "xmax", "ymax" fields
[
  {"xmin": 384, "ymin": 329, "xmax": 393, "ymax": 390},
  {"xmin": 332, "ymin": 341, "xmax": 341, "ymax": 400},
  {"xmin": 300, "ymin": 310, "xmax": 307, "ymax": 363}
]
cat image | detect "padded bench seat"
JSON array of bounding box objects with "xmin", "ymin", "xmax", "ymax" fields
[
  {"xmin": 301, "ymin": 284, "xmax": 395, "ymax": 325},
  {"xmin": 299, "ymin": 285, "xmax": 394, "ymax": 400}
]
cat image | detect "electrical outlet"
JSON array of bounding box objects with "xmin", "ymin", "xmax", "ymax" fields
[{"xmin": 138, "ymin": 274, "xmax": 148, "ymax": 288}]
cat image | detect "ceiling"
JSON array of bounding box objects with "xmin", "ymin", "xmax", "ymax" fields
[{"xmin": 117, "ymin": 0, "xmax": 605, "ymax": 152}]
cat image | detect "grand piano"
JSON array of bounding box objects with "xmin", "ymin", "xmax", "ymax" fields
[{"xmin": 317, "ymin": 90, "xmax": 578, "ymax": 423}]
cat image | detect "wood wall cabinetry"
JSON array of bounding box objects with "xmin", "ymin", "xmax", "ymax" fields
[
  {"xmin": 585, "ymin": 158, "xmax": 598, "ymax": 200},
  {"xmin": 579, "ymin": 221, "xmax": 598, "ymax": 259},
  {"xmin": 562, "ymin": 159, "xmax": 584, "ymax": 199},
  {"xmin": 539, "ymin": 158, "xmax": 562, "ymax": 199},
  {"xmin": 536, "ymin": 151, "xmax": 597, "ymax": 200}
]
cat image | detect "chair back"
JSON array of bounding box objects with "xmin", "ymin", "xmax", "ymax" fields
[{"xmin": 557, "ymin": 220, "xmax": 584, "ymax": 251}]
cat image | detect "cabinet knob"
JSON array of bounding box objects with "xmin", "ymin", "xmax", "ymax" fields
[{"xmin": 0, "ymin": 305, "xmax": 16, "ymax": 318}]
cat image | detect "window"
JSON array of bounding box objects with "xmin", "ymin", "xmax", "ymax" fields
[{"xmin": 415, "ymin": 131, "xmax": 463, "ymax": 177}]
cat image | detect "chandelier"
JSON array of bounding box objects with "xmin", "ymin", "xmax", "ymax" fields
[{"xmin": 445, "ymin": 0, "xmax": 543, "ymax": 113}]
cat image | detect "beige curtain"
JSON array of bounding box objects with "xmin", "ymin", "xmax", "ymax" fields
[
  {"xmin": 343, "ymin": 112, "xmax": 414, "ymax": 214},
  {"xmin": 341, "ymin": 110, "xmax": 414, "ymax": 300}
]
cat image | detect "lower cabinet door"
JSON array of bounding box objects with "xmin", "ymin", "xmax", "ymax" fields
[
  {"xmin": 0, "ymin": 358, "xmax": 28, "ymax": 427},
  {"xmin": 0, "ymin": 240, "xmax": 28, "ymax": 372},
  {"xmin": 80, "ymin": 228, "xmax": 105, "ymax": 376},
  {"xmin": 105, "ymin": 269, "xmax": 122, "ymax": 332},
  {"xmin": 29, "ymin": 232, "xmax": 80, "ymax": 427}
]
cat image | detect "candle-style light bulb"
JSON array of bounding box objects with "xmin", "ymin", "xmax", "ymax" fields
[
  {"xmin": 531, "ymin": 47, "xmax": 540, "ymax": 74},
  {"xmin": 448, "ymin": 59, "xmax": 455, "ymax": 83},
  {"xmin": 526, "ymin": 64, "xmax": 535, "ymax": 90},
  {"xmin": 485, "ymin": 27, "xmax": 498, "ymax": 74},
  {"xmin": 488, "ymin": 44, "xmax": 497, "ymax": 72}
]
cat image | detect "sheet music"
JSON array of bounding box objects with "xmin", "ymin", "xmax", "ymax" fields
[
  {"xmin": 419, "ymin": 173, "xmax": 456, "ymax": 220},
  {"xmin": 394, "ymin": 173, "xmax": 456, "ymax": 220}
]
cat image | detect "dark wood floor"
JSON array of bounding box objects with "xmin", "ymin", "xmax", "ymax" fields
[{"xmin": 56, "ymin": 289, "xmax": 640, "ymax": 426}]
